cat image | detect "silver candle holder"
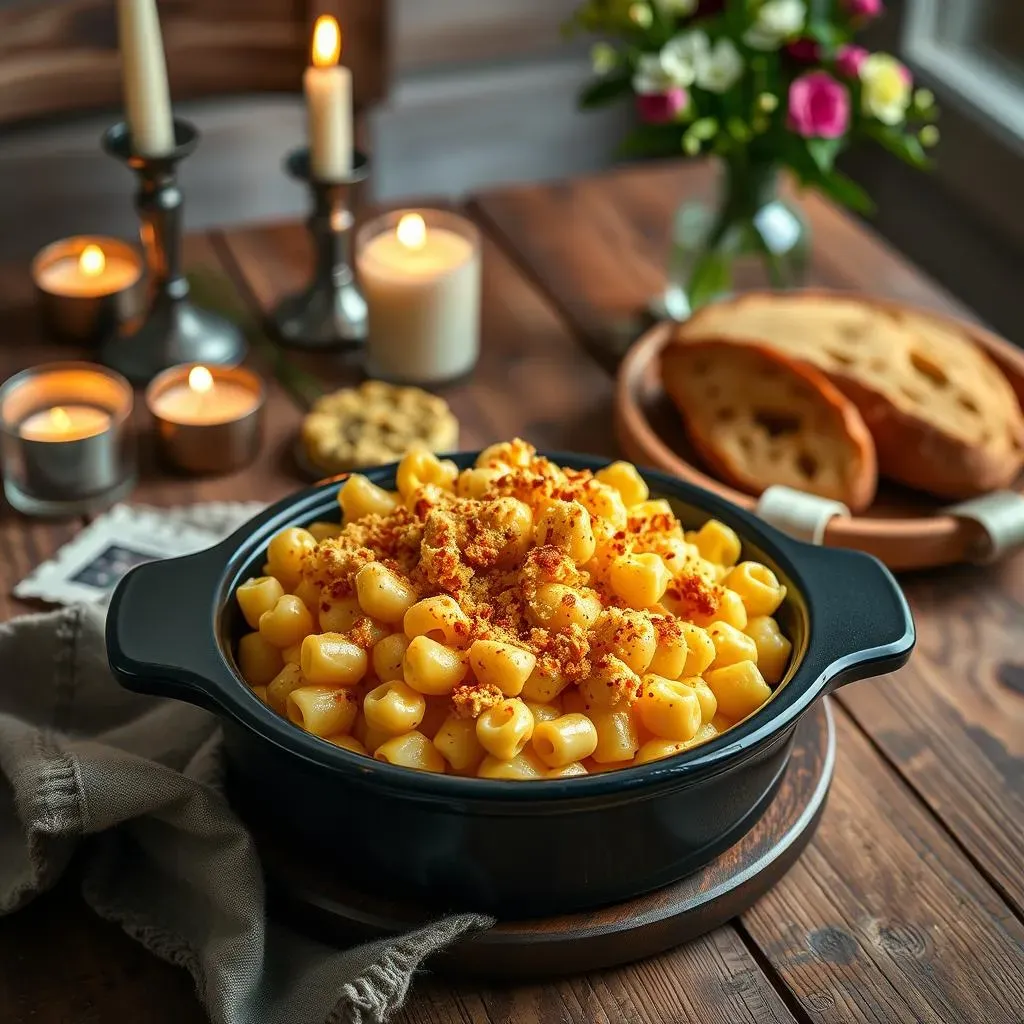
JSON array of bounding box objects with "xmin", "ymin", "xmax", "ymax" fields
[
  {"xmin": 99, "ymin": 119, "xmax": 247, "ymax": 384},
  {"xmin": 271, "ymin": 147, "xmax": 370, "ymax": 350}
]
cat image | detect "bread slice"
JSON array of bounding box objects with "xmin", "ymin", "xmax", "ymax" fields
[
  {"xmin": 677, "ymin": 292, "xmax": 1024, "ymax": 498},
  {"xmin": 661, "ymin": 338, "xmax": 878, "ymax": 512}
]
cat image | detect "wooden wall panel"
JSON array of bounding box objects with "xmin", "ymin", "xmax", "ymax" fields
[
  {"xmin": 392, "ymin": 0, "xmax": 580, "ymax": 73},
  {"xmin": 0, "ymin": 0, "xmax": 388, "ymax": 128}
]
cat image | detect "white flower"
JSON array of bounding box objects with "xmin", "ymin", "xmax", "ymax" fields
[
  {"xmin": 653, "ymin": 0, "xmax": 698, "ymax": 15},
  {"xmin": 743, "ymin": 0, "xmax": 806, "ymax": 50},
  {"xmin": 660, "ymin": 30, "xmax": 709, "ymax": 87},
  {"xmin": 696, "ymin": 38, "xmax": 744, "ymax": 93},
  {"xmin": 633, "ymin": 53, "xmax": 677, "ymax": 94}
]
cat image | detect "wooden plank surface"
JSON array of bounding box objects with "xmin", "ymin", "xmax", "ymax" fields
[
  {"xmin": 471, "ymin": 159, "xmax": 1024, "ymax": 925},
  {"xmin": 839, "ymin": 558, "xmax": 1024, "ymax": 915},
  {"xmin": 1, "ymin": 165, "xmax": 1022, "ymax": 1024},
  {"xmin": 397, "ymin": 929, "xmax": 800, "ymax": 1024},
  {"xmin": 215, "ymin": 216, "xmax": 619, "ymax": 458},
  {"xmin": 743, "ymin": 709, "xmax": 1024, "ymax": 1023},
  {"xmin": 469, "ymin": 161, "xmax": 973, "ymax": 365}
]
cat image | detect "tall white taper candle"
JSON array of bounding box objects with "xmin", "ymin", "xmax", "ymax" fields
[
  {"xmin": 117, "ymin": 0, "xmax": 176, "ymax": 156},
  {"xmin": 304, "ymin": 15, "xmax": 353, "ymax": 180}
]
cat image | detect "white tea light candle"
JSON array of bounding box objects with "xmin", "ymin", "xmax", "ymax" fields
[
  {"xmin": 146, "ymin": 364, "xmax": 264, "ymax": 474},
  {"xmin": 117, "ymin": 0, "xmax": 175, "ymax": 156},
  {"xmin": 357, "ymin": 209, "xmax": 482, "ymax": 384},
  {"xmin": 150, "ymin": 365, "xmax": 261, "ymax": 425},
  {"xmin": 304, "ymin": 15, "xmax": 353, "ymax": 180},
  {"xmin": 36, "ymin": 243, "xmax": 141, "ymax": 298},
  {"xmin": 32, "ymin": 236, "xmax": 143, "ymax": 344},
  {"xmin": 19, "ymin": 405, "xmax": 112, "ymax": 442}
]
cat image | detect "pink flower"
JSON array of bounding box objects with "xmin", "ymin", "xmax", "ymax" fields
[
  {"xmin": 787, "ymin": 71, "xmax": 850, "ymax": 139},
  {"xmin": 786, "ymin": 38, "xmax": 821, "ymax": 62},
  {"xmin": 845, "ymin": 0, "xmax": 883, "ymax": 19},
  {"xmin": 636, "ymin": 88, "xmax": 689, "ymax": 124},
  {"xmin": 836, "ymin": 44, "xmax": 869, "ymax": 78}
]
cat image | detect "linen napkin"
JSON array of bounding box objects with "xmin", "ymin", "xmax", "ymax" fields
[{"xmin": 0, "ymin": 603, "xmax": 493, "ymax": 1024}]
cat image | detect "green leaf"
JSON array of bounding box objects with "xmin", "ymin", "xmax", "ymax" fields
[
  {"xmin": 579, "ymin": 72, "xmax": 633, "ymax": 109},
  {"xmin": 690, "ymin": 117, "xmax": 719, "ymax": 140},
  {"xmin": 616, "ymin": 123, "xmax": 685, "ymax": 159},
  {"xmin": 806, "ymin": 137, "xmax": 841, "ymax": 174},
  {"xmin": 688, "ymin": 251, "xmax": 733, "ymax": 309},
  {"xmin": 865, "ymin": 123, "xmax": 931, "ymax": 169},
  {"xmin": 726, "ymin": 117, "xmax": 752, "ymax": 142},
  {"xmin": 814, "ymin": 169, "xmax": 875, "ymax": 214},
  {"xmin": 805, "ymin": 21, "xmax": 843, "ymax": 56}
]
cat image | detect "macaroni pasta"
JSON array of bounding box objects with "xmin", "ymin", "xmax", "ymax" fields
[{"xmin": 236, "ymin": 441, "xmax": 792, "ymax": 779}]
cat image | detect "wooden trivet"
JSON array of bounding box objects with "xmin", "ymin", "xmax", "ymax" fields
[{"xmin": 257, "ymin": 701, "xmax": 834, "ymax": 978}]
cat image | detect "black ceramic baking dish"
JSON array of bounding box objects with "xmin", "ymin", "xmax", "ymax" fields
[{"xmin": 106, "ymin": 452, "xmax": 914, "ymax": 917}]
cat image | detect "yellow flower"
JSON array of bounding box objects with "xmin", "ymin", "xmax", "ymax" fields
[
  {"xmin": 629, "ymin": 2, "xmax": 653, "ymax": 27},
  {"xmin": 860, "ymin": 53, "xmax": 912, "ymax": 125}
]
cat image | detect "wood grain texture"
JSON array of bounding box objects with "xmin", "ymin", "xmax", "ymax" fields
[
  {"xmin": 215, "ymin": 214, "xmax": 619, "ymax": 457},
  {"xmin": 0, "ymin": 0, "xmax": 387, "ymax": 128},
  {"xmin": 742, "ymin": 708, "xmax": 1024, "ymax": 1024},
  {"xmin": 396, "ymin": 928, "xmax": 800, "ymax": 1024},
  {"xmin": 841, "ymin": 560, "xmax": 1024, "ymax": 915},
  {"xmin": 471, "ymin": 161, "xmax": 1024, "ymax": 948},
  {"xmin": 0, "ymin": 878, "xmax": 205, "ymax": 1024},
  {"xmin": 469, "ymin": 160, "xmax": 972, "ymax": 365}
]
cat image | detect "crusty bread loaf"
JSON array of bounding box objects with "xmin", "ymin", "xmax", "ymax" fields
[
  {"xmin": 676, "ymin": 292, "xmax": 1024, "ymax": 498},
  {"xmin": 661, "ymin": 338, "xmax": 878, "ymax": 512}
]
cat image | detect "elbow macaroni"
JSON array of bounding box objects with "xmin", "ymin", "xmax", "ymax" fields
[{"xmin": 235, "ymin": 442, "xmax": 791, "ymax": 778}]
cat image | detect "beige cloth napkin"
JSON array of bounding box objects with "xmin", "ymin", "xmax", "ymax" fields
[{"xmin": 0, "ymin": 605, "xmax": 493, "ymax": 1024}]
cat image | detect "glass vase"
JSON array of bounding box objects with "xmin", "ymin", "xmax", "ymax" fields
[{"xmin": 658, "ymin": 158, "xmax": 810, "ymax": 322}]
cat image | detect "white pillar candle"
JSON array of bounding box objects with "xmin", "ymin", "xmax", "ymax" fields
[
  {"xmin": 304, "ymin": 15, "xmax": 353, "ymax": 180},
  {"xmin": 117, "ymin": 0, "xmax": 175, "ymax": 157},
  {"xmin": 357, "ymin": 210, "xmax": 482, "ymax": 384}
]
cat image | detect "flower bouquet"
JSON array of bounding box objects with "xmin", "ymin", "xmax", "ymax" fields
[{"xmin": 568, "ymin": 0, "xmax": 939, "ymax": 318}]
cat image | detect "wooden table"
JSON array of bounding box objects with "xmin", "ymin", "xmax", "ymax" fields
[{"xmin": 1, "ymin": 161, "xmax": 1022, "ymax": 1024}]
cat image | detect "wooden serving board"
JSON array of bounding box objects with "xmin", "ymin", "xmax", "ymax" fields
[
  {"xmin": 615, "ymin": 302, "xmax": 1024, "ymax": 570},
  {"xmin": 257, "ymin": 701, "xmax": 833, "ymax": 979}
]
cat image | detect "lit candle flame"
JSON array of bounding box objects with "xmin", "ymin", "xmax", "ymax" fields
[
  {"xmin": 397, "ymin": 213, "xmax": 427, "ymax": 251},
  {"xmin": 189, "ymin": 366, "xmax": 214, "ymax": 394},
  {"xmin": 50, "ymin": 407, "xmax": 73, "ymax": 432},
  {"xmin": 311, "ymin": 15, "xmax": 341, "ymax": 68},
  {"xmin": 79, "ymin": 245, "xmax": 105, "ymax": 278}
]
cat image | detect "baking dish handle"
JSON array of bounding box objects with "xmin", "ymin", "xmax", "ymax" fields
[
  {"xmin": 791, "ymin": 544, "xmax": 915, "ymax": 695},
  {"xmin": 106, "ymin": 545, "xmax": 236, "ymax": 715}
]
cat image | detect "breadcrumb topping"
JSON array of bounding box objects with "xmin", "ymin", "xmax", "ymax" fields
[{"xmin": 304, "ymin": 441, "xmax": 724, "ymax": 717}]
